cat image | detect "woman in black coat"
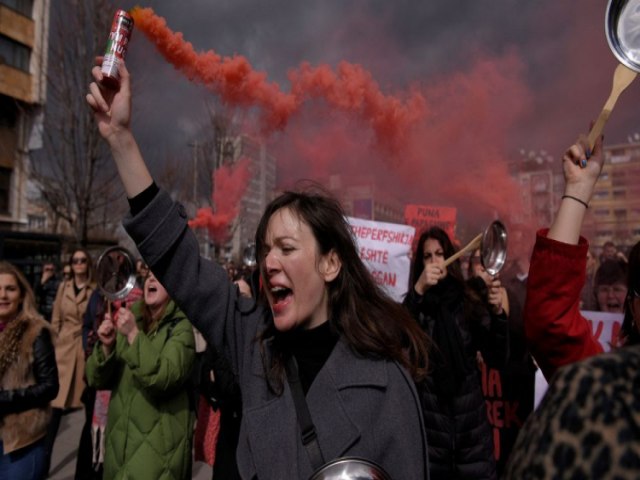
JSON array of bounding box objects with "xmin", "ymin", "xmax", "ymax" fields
[{"xmin": 403, "ymin": 226, "xmax": 507, "ymax": 479}]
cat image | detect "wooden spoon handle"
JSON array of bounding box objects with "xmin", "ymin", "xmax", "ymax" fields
[
  {"xmin": 442, "ymin": 233, "xmax": 482, "ymax": 268},
  {"xmin": 587, "ymin": 63, "xmax": 638, "ymax": 150}
]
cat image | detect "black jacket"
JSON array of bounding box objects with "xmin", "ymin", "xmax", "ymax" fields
[
  {"xmin": 404, "ymin": 277, "xmax": 506, "ymax": 480},
  {"xmin": 0, "ymin": 329, "xmax": 59, "ymax": 413},
  {"xmin": 35, "ymin": 277, "xmax": 60, "ymax": 322}
]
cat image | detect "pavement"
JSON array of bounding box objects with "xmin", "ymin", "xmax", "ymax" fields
[{"xmin": 48, "ymin": 408, "xmax": 213, "ymax": 480}]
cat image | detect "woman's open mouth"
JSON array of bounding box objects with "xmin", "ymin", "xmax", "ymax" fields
[{"xmin": 270, "ymin": 286, "xmax": 292, "ymax": 313}]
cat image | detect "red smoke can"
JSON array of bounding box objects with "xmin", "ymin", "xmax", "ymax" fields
[{"xmin": 101, "ymin": 9, "xmax": 134, "ymax": 88}]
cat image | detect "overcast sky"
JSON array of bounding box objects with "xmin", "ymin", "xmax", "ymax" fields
[{"xmin": 111, "ymin": 0, "xmax": 640, "ymax": 227}]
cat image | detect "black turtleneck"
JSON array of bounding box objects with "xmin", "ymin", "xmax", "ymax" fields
[{"xmin": 283, "ymin": 321, "xmax": 339, "ymax": 395}]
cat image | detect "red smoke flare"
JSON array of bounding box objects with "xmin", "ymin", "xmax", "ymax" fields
[
  {"xmin": 130, "ymin": 6, "xmax": 541, "ymax": 231},
  {"xmin": 188, "ymin": 157, "xmax": 252, "ymax": 245},
  {"xmin": 130, "ymin": 7, "xmax": 426, "ymax": 152}
]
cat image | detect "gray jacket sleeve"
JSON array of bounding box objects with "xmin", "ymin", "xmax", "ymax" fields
[{"xmin": 122, "ymin": 190, "xmax": 250, "ymax": 375}]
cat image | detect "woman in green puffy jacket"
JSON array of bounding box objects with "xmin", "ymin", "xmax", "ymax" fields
[{"xmin": 85, "ymin": 271, "xmax": 195, "ymax": 480}]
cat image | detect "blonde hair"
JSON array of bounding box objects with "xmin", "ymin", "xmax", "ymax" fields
[{"xmin": 0, "ymin": 261, "xmax": 42, "ymax": 322}]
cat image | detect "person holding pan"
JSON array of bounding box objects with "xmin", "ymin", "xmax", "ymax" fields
[
  {"xmin": 467, "ymin": 247, "xmax": 538, "ymax": 477},
  {"xmin": 502, "ymin": 131, "xmax": 640, "ymax": 478},
  {"xmin": 85, "ymin": 271, "xmax": 195, "ymax": 479},
  {"xmin": 403, "ymin": 226, "xmax": 508, "ymax": 480}
]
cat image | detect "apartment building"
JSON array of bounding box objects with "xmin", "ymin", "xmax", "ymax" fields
[{"xmin": 0, "ymin": 0, "xmax": 49, "ymax": 229}]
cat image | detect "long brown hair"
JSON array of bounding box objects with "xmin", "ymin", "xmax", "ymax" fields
[
  {"xmin": 0, "ymin": 262, "xmax": 43, "ymax": 379},
  {"xmin": 68, "ymin": 247, "xmax": 96, "ymax": 285},
  {"xmin": 0, "ymin": 261, "xmax": 40, "ymax": 322},
  {"xmin": 255, "ymin": 186, "xmax": 430, "ymax": 393},
  {"xmin": 409, "ymin": 226, "xmax": 464, "ymax": 288}
]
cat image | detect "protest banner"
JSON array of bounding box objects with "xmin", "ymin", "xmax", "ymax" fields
[
  {"xmin": 533, "ymin": 310, "xmax": 624, "ymax": 407},
  {"xmin": 347, "ymin": 216, "xmax": 415, "ymax": 302},
  {"xmin": 477, "ymin": 306, "xmax": 622, "ymax": 473},
  {"xmin": 404, "ymin": 204, "xmax": 457, "ymax": 240},
  {"xmin": 480, "ymin": 356, "xmax": 536, "ymax": 475}
]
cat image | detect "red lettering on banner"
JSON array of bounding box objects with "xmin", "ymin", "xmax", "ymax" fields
[
  {"xmin": 611, "ymin": 321, "xmax": 622, "ymax": 348},
  {"xmin": 359, "ymin": 247, "xmax": 389, "ymax": 264},
  {"xmin": 484, "ymin": 368, "xmax": 502, "ymax": 397},
  {"xmin": 491, "ymin": 401, "xmax": 504, "ymax": 428},
  {"xmin": 588, "ymin": 320, "xmax": 604, "ymax": 341},
  {"xmin": 371, "ymin": 270, "xmax": 397, "ymax": 287},
  {"xmin": 480, "ymin": 361, "xmax": 529, "ymax": 463},
  {"xmin": 504, "ymin": 401, "xmax": 522, "ymax": 428},
  {"xmin": 404, "ymin": 204, "xmax": 457, "ymax": 239},
  {"xmin": 350, "ymin": 225, "xmax": 413, "ymax": 245}
]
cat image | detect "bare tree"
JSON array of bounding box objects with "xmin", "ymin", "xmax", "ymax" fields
[
  {"xmin": 31, "ymin": 0, "xmax": 124, "ymax": 245},
  {"xmin": 155, "ymin": 106, "xmax": 247, "ymax": 260}
]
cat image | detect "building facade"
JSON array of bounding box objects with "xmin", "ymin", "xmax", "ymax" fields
[
  {"xmin": 582, "ymin": 141, "xmax": 640, "ymax": 255},
  {"xmin": 0, "ymin": 0, "xmax": 49, "ymax": 229},
  {"xmin": 510, "ymin": 142, "xmax": 640, "ymax": 257},
  {"xmin": 327, "ymin": 173, "xmax": 406, "ymax": 224}
]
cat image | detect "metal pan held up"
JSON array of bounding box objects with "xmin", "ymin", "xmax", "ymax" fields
[
  {"xmin": 308, "ymin": 457, "xmax": 392, "ymax": 480},
  {"xmin": 606, "ymin": 0, "xmax": 640, "ymax": 72},
  {"xmin": 480, "ymin": 220, "xmax": 508, "ymax": 276},
  {"xmin": 242, "ymin": 242, "xmax": 257, "ymax": 268},
  {"xmin": 441, "ymin": 220, "xmax": 508, "ymax": 276},
  {"xmin": 95, "ymin": 246, "xmax": 137, "ymax": 301}
]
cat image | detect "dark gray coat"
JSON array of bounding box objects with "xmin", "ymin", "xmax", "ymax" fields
[{"xmin": 124, "ymin": 190, "xmax": 429, "ymax": 480}]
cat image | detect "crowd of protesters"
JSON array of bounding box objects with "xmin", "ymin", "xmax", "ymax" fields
[{"xmin": 2, "ymin": 57, "xmax": 640, "ymax": 479}]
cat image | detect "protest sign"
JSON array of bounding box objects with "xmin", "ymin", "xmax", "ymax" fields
[
  {"xmin": 533, "ymin": 310, "xmax": 624, "ymax": 408},
  {"xmin": 404, "ymin": 204, "xmax": 456, "ymax": 240},
  {"xmin": 348, "ymin": 216, "xmax": 415, "ymax": 302}
]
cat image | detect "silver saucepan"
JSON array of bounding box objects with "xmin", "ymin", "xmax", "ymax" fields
[
  {"xmin": 442, "ymin": 220, "xmax": 508, "ymax": 276},
  {"xmin": 95, "ymin": 246, "xmax": 137, "ymax": 302}
]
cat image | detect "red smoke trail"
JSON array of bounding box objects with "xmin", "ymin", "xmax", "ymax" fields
[
  {"xmin": 130, "ymin": 7, "xmax": 539, "ymax": 233},
  {"xmin": 188, "ymin": 157, "xmax": 252, "ymax": 245},
  {"xmin": 273, "ymin": 52, "xmax": 531, "ymax": 224},
  {"xmin": 130, "ymin": 7, "xmax": 426, "ymax": 152}
]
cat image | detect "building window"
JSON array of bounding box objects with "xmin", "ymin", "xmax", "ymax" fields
[
  {"xmin": 613, "ymin": 190, "xmax": 626, "ymax": 199},
  {"xmin": 0, "ymin": 0, "xmax": 33, "ymax": 17},
  {"xmin": 614, "ymin": 209, "xmax": 627, "ymax": 219},
  {"xmin": 27, "ymin": 214, "xmax": 45, "ymax": 230},
  {"xmin": 0, "ymin": 34, "xmax": 30, "ymax": 72},
  {"xmin": 0, "ymin": 167, "xmax": 11, "ymax": 214},
  {"xmin": 593, "ymin": 190, "xmax": 609, "ymax": 199}
]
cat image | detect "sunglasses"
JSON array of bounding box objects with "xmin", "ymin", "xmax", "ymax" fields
[
  {"xmin": 43, "ymin": 267, "xmax": 55, "ymax": 272},
  {"xmin": 72, "ymin": 257, "xmax": 88, "ymax": 265}
]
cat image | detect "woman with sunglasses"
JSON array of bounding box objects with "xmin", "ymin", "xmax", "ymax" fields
[
  {"xmin": 504, "ymin": 134, "xmax": 640, "ymax": 478},
  {"xmin": 44, "ymin": 248, "xmax": 96, "ymax": 474}
]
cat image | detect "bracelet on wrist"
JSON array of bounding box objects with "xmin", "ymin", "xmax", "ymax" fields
[{"xmin": 561, "ymin": 194, "xmax": 589, "ymax": 209}]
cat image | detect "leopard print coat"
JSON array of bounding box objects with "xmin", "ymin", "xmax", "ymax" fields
[{"xmin": 503, "ymin": 344, "xmax": 640, "ymax": 479}]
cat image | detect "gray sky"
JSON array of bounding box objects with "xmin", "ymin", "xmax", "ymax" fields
[{"xmin": 114, "ymin": 0, "xmax": 640, "ymax": 224}]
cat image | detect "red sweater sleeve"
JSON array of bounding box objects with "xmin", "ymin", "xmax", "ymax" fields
[{"xmin": 525, "ymin": 229, "xmax": 604, "ymax": 381}]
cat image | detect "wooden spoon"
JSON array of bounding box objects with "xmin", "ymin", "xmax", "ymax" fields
[
  {"xmin": 442, "ymin": 233, "xmax": 482, "ymax": 268},
  {"xmin": 587, "ymin": 63, "xmax": 638, "ymax": 150}
]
